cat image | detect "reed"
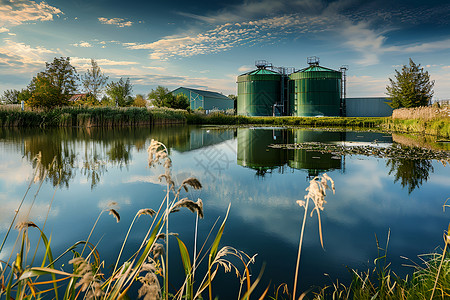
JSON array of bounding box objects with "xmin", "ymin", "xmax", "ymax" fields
[{"xmin": 0, "ymin": 140, "xmax": 260, "ymax": 300}]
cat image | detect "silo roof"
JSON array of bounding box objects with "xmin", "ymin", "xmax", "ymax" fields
[
  {"xmin": 241, "ymin": 68, "xmax": 280, "ymax": 76},
  {"xmin": 298, "ymin": 65, "xmax": 340, "ymax": 73}
]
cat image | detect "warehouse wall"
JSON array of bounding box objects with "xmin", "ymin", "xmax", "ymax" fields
[{"xmin": 346, "ymin": 97, "xmax": 393, "ymax": 117}]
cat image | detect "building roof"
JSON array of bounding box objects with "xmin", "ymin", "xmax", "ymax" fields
[
  {"xmin": 69, "ymin": 93, "xmax": 88, "ymax": 102},
  {"xmin": 172, "ymin": 87, "xmax": 233, "ymax": 100}
]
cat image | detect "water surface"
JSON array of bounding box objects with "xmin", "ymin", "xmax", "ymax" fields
[{"xmin": 0, "ymin": 126, "xmax": 449, "ymax": 298}]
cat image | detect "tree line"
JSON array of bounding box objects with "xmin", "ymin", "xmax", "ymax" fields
[
  {"xmin": 0, "ymin": 57, "xmax": 190, "ymax": 110},
  {"xmin": 1, "ymin": 56, "xmax": 435, "ymax": 111}
]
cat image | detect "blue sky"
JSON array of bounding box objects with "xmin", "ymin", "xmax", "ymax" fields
[{"xmin": 1, "ymin": 0, "xmax": 450, "ymax": 98}]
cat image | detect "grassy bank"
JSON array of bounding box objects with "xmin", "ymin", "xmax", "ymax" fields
[
  {"xmin": 187, "ymin": 112, "xmax": 387, "ymax": 127},
  {"xmin": 383, "ymin": 107, "xmax": 450, "ymax": 138},
  {"xmin": 0, "ymin": 106, "xmax": 187, "ymax": 127},
  {"xmin": 1, "ymin": 106, "xmax": 450, "ymax": 138}
]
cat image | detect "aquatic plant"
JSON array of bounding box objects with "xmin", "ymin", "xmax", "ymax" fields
[
  {"xmin": 292, "ymin": 173, "xmax": 335, "ymax": 300},
  {"xmin": 0, "ymin": 140, "xmax": 257, "ymax": 300}
]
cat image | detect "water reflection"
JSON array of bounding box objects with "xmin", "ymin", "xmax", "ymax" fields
[
  {"xmin": 237, "ymin": 128, "xmax": 344, "ymax": 177},
  {"xmin": 0, "ymin": 126, "xmax": 235, "ymax": 189},
  {"xmin": 386, "ymin": 157, "xmax": 434, "ymax": 193},
  {"xmin": 0, "ymin": 126, "xmax": 444, "ymax": 193}
]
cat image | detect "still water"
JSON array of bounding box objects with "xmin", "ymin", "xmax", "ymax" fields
[{"xmin": 0, "ymin": 126, "xmax": 449, "ymax": 298}]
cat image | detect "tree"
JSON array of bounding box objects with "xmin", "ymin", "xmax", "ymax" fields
[
  {"xmin": 228, "ymin": 94, "xmax": 237, "ymax": 111},
  {"xmin": 164, "ymin": 93, "xmax": 189, "ymax": 110},
  {"xmin": 105, "ymin": 77, "xmax": 133, "ymax": 107},
  {"xmin": 148, "ymin": 86, "xmax": 189, "ymax": 109},
  {"xmin": 148, "ymin": 86, "xmax": 170, "ymax": 107},
  {"xmin": 26, "ymin": 75, "xmax": 63, "ymax": 109},
  {"xmin": 81, "ymin": 59, "xmax": 108, "ymax": 101},
  {"xmin": 386, "ymin": 58, "xmax": 434, "ymax": 108},
  {"xmin": 386, "ymin": 157, "xmax": 433, "ymax": 193},
  {"xmin": 1, "ymin": 89, "xmax": 20, "ymax": 104},
  {"xmin": 132, "ymin": 94, "xmax": 147, "ymax": 107},
  {"xmin": 27, "ymin": 57, "xmax": 79, "ymax": 109}
]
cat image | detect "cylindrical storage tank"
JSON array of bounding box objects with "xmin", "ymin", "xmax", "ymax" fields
[
  {"xmin": 237, "ymin": 68, "xmax": 281, "ymax": 116},
  {"xmin": 288, "ymin": 129, "xmax": 342, "ymax": 174},
  {"xmin": 237, "ymin": 128, "xmax": 291, "ymax": 169},
  {"xmin": 289, "ymin": 65, "xmax": 341, "ymax": 117}
]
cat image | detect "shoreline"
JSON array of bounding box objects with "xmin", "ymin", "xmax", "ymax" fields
[{"xmin": 0, "ymin": 106, "xmax": 449, "ymax": 138}]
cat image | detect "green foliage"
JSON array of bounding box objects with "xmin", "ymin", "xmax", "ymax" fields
[
  {"xmin": 81, "ymin": 59, "xmax": 108, "ymax": 101},
  {"xmin": 105, "ymin": 78, "xmax": 133, "ymax": 107},
  {"xmin": 26, "ymin": 75, "xmax": 66, "ymax": 109},
  {"xmin": 17, "ymin": 89, "xmax": 32, "ymax": 104},
  {"xmin": 132, "ymin": 94, "xmax": 147, "ymax": 107},
  {"xmin": 1, "ymin": 89, "xmax": 20, "ymax": 104},
  {"xmin": 27, "ymin": 57, "xmax": 78, "ymax": 109},
  {"xmin": 148, "ymin": 86, "xmax": 170, "ymax": 107},
  {"xmin": 387, "ymin": 58, "xmax": 435, "ymax": 108},
  {"xmin": 148, "ymin": 86, "xmax": 189, "ymax": 109}
]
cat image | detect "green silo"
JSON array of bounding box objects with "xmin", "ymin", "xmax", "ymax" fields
[
  {"xmin": 289, "ymin": 64, "xmax": 342, "ymax": 117},
  {"xmin": 237, "ymin": 128, "xmax": 291, "ymax": 170},
  {"xmin": 237, "ymin": 68, "xmax": 281, "ymax": 116},
  {"xmin": 288, "ymin": 130, "xmax": 342, "ymax": 176}
]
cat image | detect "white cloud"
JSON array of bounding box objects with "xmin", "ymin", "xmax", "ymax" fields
[
  {"xmin": 238, "ymin": 65, "xmax": 252, "ymax": 72},
  {"xmin": 72, "ymin": 41, "xmax": 92, "ymax": 48},
  {"xmin": 0, "ymin": 39, "xmax": 56, "ymax": 70},
  {"xmin": 0, "ymin": 27, "xmax": 9, "ymax": 33},
  {"xmin": 71, "ymin": 57, "xmax": 139, "ymax": 70},
  {"xmin": 98, "ymin": 17, "xmax": 133, "ymax": 28},
  {"xmin": 142, "ymin": 66, "xmax": 166, "ymax": 71},
  {"xmin": 128, "ymin": 14, "xmax": 322, "ymax": 60},
  {"xmin": 0, "ymin": 0, "xmax": 62, "ymax": 27}
]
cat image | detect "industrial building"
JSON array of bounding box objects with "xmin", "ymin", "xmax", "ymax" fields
[
  {"xmin": 346, "ymin": 97, "xmax": 393, "ymax": 117},
  {"xmin": 237, "ymin": 57, "xmax": 391, "ymax": 117},
  {"xmin": 172, "ymin": 87, "xmax": 234, "ymax": 111}
]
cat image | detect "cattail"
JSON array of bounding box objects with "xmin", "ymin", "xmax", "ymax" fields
[
  {"xmin": 138, "ymin": 272, "xmax": 161, "ymax": 300},
  {"xmin": 108, "ymin": 209, "xmax": 120, "ymax": 223},
  {"xmin": 137, "ymin": 208, "xmax": 156, "ymax": 218},
  {"xmin": 178, "ymin": 177, "xmax": 202, "ymax": 193},
  {"xmin": 151, "ymin": 243, "xmax": 165, "ymax": 260},
  {"xmin": 15, "ymin": 221, "xmax": 38, "ymax": 231},
  {"xmin": 171, "ymin": 198, "xmax": 204, "ymax": 218}
]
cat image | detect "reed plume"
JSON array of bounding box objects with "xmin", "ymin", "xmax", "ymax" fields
[{"xmin": 293, "ymin": 173, "xmax": 335, "ymax": 300}]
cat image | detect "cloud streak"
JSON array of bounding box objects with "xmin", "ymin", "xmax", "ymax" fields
[
  {"xmin": 0, "ymin": 0, "xmax": 62, "ymax": 27},
  {"xmin": 98, "ymin": 17, "xmax": 133, "ymax": 28},
  {"xmin": 128, "ymin": 14, "xmax": 327, "ymax": 60},
  {"xmin": 0, "ymin": 39, "xmax": 56, "ymax": 70}
]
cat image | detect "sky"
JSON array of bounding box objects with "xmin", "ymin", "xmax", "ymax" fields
[{"xmin": 1, "ymin": 0, "xmax": 450, "ymax": 99}]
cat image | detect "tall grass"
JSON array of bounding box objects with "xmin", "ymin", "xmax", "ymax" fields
[
  {"xmin": 0, "ymin": 140, "xmax": 262, "ymax": 300},
  {"xmin": 392, "ymin": 106, "xmax": 449, "ymax": 121},
  {"xmin": 0, "ymin": 107, "xmax": 187, "ymax": 127}
]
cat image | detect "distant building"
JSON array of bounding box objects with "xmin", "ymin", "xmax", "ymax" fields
[
  {"xmin": 172, "ymin": 87, "xmax": 234, "ymax": 111},
  {"xmin": 346, "ymin": 97, "xmax": 393, "ymax": 117}
]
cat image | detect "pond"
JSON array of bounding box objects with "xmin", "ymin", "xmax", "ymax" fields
[{"xmin": 0, "ymin": 125, "xmax": 449, "ymax": 298}]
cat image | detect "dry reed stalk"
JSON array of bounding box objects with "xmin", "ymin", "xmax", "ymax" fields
[
  {"xmin": 293, "ymin": 173, "xmax": 335, "ymax": 300},
  {"xmin": 392, "ymin": 107, "xmax": 450, "ymax": 121}
]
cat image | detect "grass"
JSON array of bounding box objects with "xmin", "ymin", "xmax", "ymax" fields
[
  {"xmin": 1, "ymin": 104, "xmax": 449, "ymax": 140},
  {"xmin": 0, "ymin": 107, "xmax": 187, "ymax": 127},
  {"xmin": 0, "ymin": 141, "xmax": 263, "ymax": 300}
]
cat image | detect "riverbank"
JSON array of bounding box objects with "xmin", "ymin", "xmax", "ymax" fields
[
  {"xmin": 0, "ymin": 106, "xmax": 186, "ymax": 127},
  {"xmin": 1, "ymin": 106, "xmax": 449, "ymax": 138}
]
